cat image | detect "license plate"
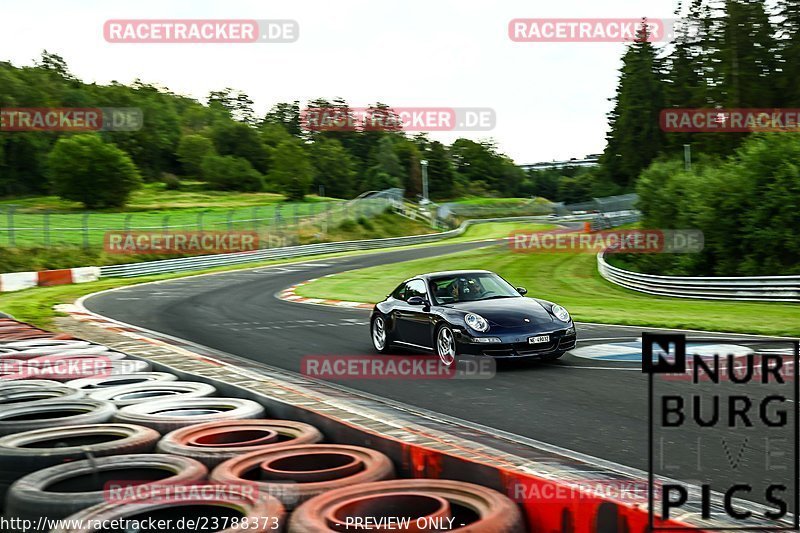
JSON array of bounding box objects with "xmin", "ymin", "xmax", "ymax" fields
[{"xmin": 529, "ymin": 335, "xmax": 550, "ymax": 344}]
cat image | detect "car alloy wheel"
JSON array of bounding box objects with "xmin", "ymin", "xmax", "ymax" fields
[
  {"xmin": 436, "ymin": 326, "xmax": 456, "ymax": 367},
  {"xmin": 372, "ymin": 316, "xmax": 387, "ymax": 352}
]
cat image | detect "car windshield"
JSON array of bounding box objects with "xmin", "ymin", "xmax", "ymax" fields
[{"xmin": 430, "ymin": 273, "xmax": 520, "ymax": 304}]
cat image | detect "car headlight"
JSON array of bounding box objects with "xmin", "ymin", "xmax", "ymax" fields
[
  {"xmin": 465, "ymin": 313, "xmax": 489, "ymax": 332},
  {"xmin": 552, "ymin": 304, "xmax": 570, "ymax": 322}
]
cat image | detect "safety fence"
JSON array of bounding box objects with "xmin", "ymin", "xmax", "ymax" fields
[
  {"xmin": 0, "ymin": 189, "xmax": 404, "ymax": 249},
  {"xmin": 597, "ymin": 251, "xmax": 800, "ymax": 302},
  {"xmin": 98, "ymin": 212, "xmax": 624, "ymax": 278}
]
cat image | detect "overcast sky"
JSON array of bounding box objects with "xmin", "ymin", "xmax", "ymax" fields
[{"xmin": 2, "ymin": 0, "xmax": 679, "ymax": 164}]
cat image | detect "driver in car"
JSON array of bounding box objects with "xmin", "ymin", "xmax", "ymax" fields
[{"xmin": 451, "ymin": 277, "xmax": 486, "ymax": 301}]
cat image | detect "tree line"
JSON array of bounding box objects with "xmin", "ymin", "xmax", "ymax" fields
[
  {"xmin": 0, "ymin": 53, "xmax": 528, "ymax": 208},
  {"xmin": 600, "ymin": 0, "xmax": 800, "ymax": 276}
]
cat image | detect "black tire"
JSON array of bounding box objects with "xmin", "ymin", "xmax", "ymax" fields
[
  {"xmin": 66, "ymin": 372, "xmax": 178, "ymax": 390},
  {"xmin": 105, "ymin": 359, "xmax": 152, "ymax": 374},
  {"xmin": 370, "ymin": 315, "xmax": 390, "ymax": 354},
  {"xmin": 0, "ymin": 380, "xmax": 61, "ymax": 389},
  {"xmin": 0, "ymin": 399, "xmax": 117, "ymax": 437},
  {"xmin": 434, "ymin": 324, "xmax": 458, "ymax": 367},
  {"xmin": 0, "ymin": 383, "xmax": 85, "ymax": 406},
  {"xmin": 0, "ymin": 424, "xmax": 160, "ymax": 512},
  {"xmin": 49, "ymin": 485, "xmax": 286, "ymax": 533},
  {"xmin": 5, "ymin": 454, "xmax": 208, "ymax": 527},
  {"xmin": 88, "ymin": 381, "xmax": 217, "ymax": 407},
  {"xmin": 113, "ymin": 397, "xmax": 266, "ymax": 434}
]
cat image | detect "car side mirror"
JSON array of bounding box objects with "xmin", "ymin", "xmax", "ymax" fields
[
  {"xmin": 516, "ymin": 287, "xmax": 528, "ymax": 295},
  {"xmin": 407, "ymin": 296, "xmax": 427, "ymax": 306}
]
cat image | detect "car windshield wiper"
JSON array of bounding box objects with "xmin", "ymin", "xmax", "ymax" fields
[{"xmin": 478, "ymin": 295, "xmax": 517, "ymax": 301}]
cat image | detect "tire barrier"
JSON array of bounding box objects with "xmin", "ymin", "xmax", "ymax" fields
[
  {"xmin": 51, "ymin": 485, "xmax": 287, "ymax": 533},
  {"xmin": 66, "ymin": 372, "xmax": 179, "ymax": 390},
  {"xmin": 0, "ymin": 379, "xmax": 60, "ymax": 389},
  {"xmin": 100, "ymin": 359, "xmax": 152, "ymax": 375},
  {"xmin": 4, "ymin": 453, "xmax": 208, "ymax": 526},
  {"xmin": 113, "ymin": 397, "xmax": 266, "ymax": 434},
  {"xmin": 211, "ymin": 444, "xmax": 395, "ymax": 510},
  {"xmin": 288, "ymin": 479, "xmax": 525, "ymax": 532},
  {"xmin": 0, "ymin": 383, "xmax": 85, "ymax": 405},
  {"xmin": 0, "ymin": 398, "xmax": 117, "ymax": 436},
  {"xmin": 0, "ymin": 317, "xmax": 707, "ymax": 531},
  {"xmin": 88, "ymin": 381, "xmax": 217, "ymax": 407},
  {"xmin": 157, "ymin": 420, "xmax": 325, "ymax": 468},
  {"xmin": 0, "ymin": 424, "xmax": 160, "ymax": 510}
]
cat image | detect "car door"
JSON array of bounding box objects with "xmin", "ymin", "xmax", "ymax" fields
[{"xmin": 394, "ymin": 279, "xmax": 433, "ymax": 349}]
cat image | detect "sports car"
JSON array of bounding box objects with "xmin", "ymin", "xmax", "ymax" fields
[{"xmin": 370, "ymin": 270, "xmax": 577, "ymax": 365}]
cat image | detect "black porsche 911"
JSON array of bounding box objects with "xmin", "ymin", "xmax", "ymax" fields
[{"xmin": 370, "ymin": 270, "xmax": 577, "ymax": 366}]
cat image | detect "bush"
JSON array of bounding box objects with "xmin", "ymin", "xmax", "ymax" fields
[
  {"xmin": 357, "ymin": 216, "xmax": 374, "ymax": 230},
  {"xmin": 176, "ymin": 135, "xmax": 215, "ymax": 177},
  {"xmin": 46, "ymin": 134, "xmax": 142, "ymax": 209},
  {"xmin": 634, "ymin": 134, "xmax": 800, "ymax": 276},
  {"xmin": 200, "ymin": 154, "xmax": 264, "ymax": 192},
  {"xmin": 162, "ymin": 173, "xmax": 181, "ymax": 190},
  {"xmin": 338, "ymin": 219, "xmax": 357, "ymax": 232},
  {"xmin": 267, "ymin": 140, "xmax": 313, "ymax": 201}
]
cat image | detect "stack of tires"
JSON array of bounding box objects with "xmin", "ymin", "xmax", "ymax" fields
[{"xmin": 0, "ymin": 319, "xmax": 525, "ymax": 532}]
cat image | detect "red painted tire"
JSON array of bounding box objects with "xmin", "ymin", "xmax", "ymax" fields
[
  {"xmin": 157, "ymin": 420, "xmax": 324, "ymax": 468},
  {"xmin": 211, "ymin": 444, "xmax": 394, "ymax": 510},
  {"xmin": 288, "ymin": 479, "xmax": 526, "ymax": 533},
  {"xmin": 50, "ymin": 484, "xmax": 286, "ymax": 533}
]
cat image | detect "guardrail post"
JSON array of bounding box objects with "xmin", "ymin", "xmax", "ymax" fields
[
  {"xmin": 123, "ymin": 214, "xmax": 133, "ymax": 233},
  {"xmin": 6, "ymin": 206, "xmax": 16, "ymax": 247},
  {"xmin": 82, "ymin": 213, "xmax": 90, "ymax": 249},
  {"xmin": 43, "ymin": 210, "xmax": 51, "ymax": 248},
  {"xmin": 198, "ymin": 210, "xmax": 208, "ymax": 232},
  {"xmin": 162, "ymin": 215, "xmax": 171, "ymax": 236},
  {"xmin": 227, "ymin": 210, "xmax": 235, "ymax": 231}
]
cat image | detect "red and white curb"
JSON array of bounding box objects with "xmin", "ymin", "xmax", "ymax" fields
[
  {"xmin": 277, "ymin": 279, "xmax": 373, "ymax": 310},
  {"xmin": 0, "ymin": 267, "xmax": 101, "ymax": 293}
]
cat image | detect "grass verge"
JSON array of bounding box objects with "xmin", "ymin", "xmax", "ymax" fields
[
  {"xmin": 296, "ymin": 246, "xmax": 800, "ymax": 337},
  {"xmin": 0, "ymin": 220, "xmax": 551, "ymax": 329}
]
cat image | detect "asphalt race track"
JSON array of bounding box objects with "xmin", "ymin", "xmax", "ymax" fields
[{"xmin": 85, "ymin": 240, "xmax": 798, "ymax": 511}]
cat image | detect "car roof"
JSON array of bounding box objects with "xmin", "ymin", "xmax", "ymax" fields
[{"xmin": 405, "ymin": 270, "xmax": 493, "ymax": 282}]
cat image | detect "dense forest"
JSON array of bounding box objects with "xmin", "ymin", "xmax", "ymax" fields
[{"xmin": 0, "ymin": 54, "xmax": 530, "ymax": 206}]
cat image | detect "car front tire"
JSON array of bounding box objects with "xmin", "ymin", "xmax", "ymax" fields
[
  {"xmin": 371, "ymin": 315, "xmax": 390, "ymax": 353},
  {"xmin": 435, "ymin": 325, "xmax": 458, "ymax": 367}
]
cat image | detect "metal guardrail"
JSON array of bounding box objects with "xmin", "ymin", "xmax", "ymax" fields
[
  {"xmin": 99, "ymin": 213, "xmax": 616, "ymax": 278},
  {"xmin": 597, "ymin": 251, "xmax": 800, "ymax": 302}
]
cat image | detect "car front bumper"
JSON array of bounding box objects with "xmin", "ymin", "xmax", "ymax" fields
[{"xmin": 452, "ymin": 326, "xmax": 577, "ymax": 358}]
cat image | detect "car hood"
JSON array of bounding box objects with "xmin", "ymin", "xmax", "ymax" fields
[{"xmin": 444, "ymin": 298, "xmax": 555, "ymax": 327}]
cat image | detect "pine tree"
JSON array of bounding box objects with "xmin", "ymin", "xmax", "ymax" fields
[{"xmin": 600, "ymin": 20, "xmax": 666, "ymax": 188}]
